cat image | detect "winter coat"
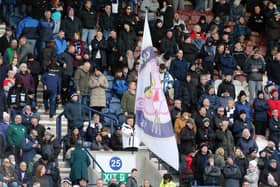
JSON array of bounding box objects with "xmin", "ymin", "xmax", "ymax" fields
[
  {"xmin": 248, "ymin": 13, "xmax": 265, "ymax": 33},
  {"xmin": 220, "ymin": 54, "xmax": 237, "ymax": 75},
  {"xmin": 160, "ymin": 36, "xmax": 178, "ymax": 57},
  {"xmin": 118, "ymin": 28, "xmax": 137, "ymax": 56},
  {"xmin": 32, "ymin": 175, "xmax": 53, "ymax": 187},
  {"xmin": 198, "ymin": 93, "xmax": 221, "ymax": 110},
  {"xmin": 110, "ymin": 132, "xmax": 123, "ymax": 150},
  {"xmin": 268, "ymin": 117, "xmax": 280, "ymax": 144},
  {"xmin": 0, "ymin": 166, "xmax": 17, "ymax": 184},
  {"xmin": 106, "ymin": 36, "xmax": 121, "ymax": 67},
  {"xmin": 197, "ymin": 126, "xmax": 216, "ymax": 150},
  {"xmin": 244, "ymin": 167, "xmax": 259, "ymax": 187},
  {"xmin": 121, "ymin": 123, "xmax": 139, "ymax": 149},
  {"xmin": 16, "ymin": 16, "xmax": 39, "ymax": 39},
  {"xmin": 159, "ymin": 180, "xmax": 176, "ymax": 187},
  {"xmin": 236, "ymin": 137, "xmax": 258, "ymax": 155},
  {"xmin": 7, "ymin": 85, "xmax": 27, "ymax": 108},
  {"xmin": 79, "ymin": 8, "xmax": 97, "ymax": 29},
  {"xmin": 253, "ymin": 98, "xmax": 270, "ymax": 122},
  {"xmin": 88, "ymin": 73, "xmax": 108, "ymax": 107},
  {"xmin": 18, "ymin": 42, "xmax": 34, "ymax": 64},
  {"xmin": 41, "ymin": 70, "xmax": 61, "ymax": 95},
  {"xmin": 7, "ymin": 122, "xmax": 27, "ymax": 148},
  {"xmin": 74, "ymin": 67, "xmax": 90, "ymax": 96},
  {"xmin": 233, "ymin": 23, "xmax": 250, "ymax": 41},
  {"xmin": 169, "ymin": 57, "xmax": 189, "ymax": 81},
  {"xmin": 267, "ymin": 98, "xmax": 280, "ymax": 117},
  {"xmin": 70, "ymin": 147, "xmax": 90, "ymax": 182},
  {"xmin": 260, "ymin": 165, "xmax": 280, "ymax": 187},
  {"xmin": 245, "ymin": 56, "xmax": 265, "ymax": 81},
  {"xmin": 179, "ymin": 42, "xmax": 199, "ymax": 64},
  {"xmin": 232, "ymin": 119, "xmax": 254, "ymax": 140},
  {"xmin": 64, "ymin": 100, "xmax": 84, "ymax": 129},
  {"xmin": 112, "ymin": 78, "xmax": 128, "ymax": 95},
  {"xmin": 192, "ymin": 151, "xmax": 209, "ymax": 182},
  {"xmin": 99, "ymin": 12, "xmax": 117, "ymax": 31},
  {"xmin": 180, "ymin": 125, "xmax": 196, "ymax": 155},
  {"xmin": 230, "ymin": 4, "xmax": 245, "ymax": 21},
  {"xmin": 126, "ymin": 176, "xmax": 138, "ymax": 187},
  {"xmin": 0, "ymin": 132, "xmax": 7, "ymax": 158},
  {"xmin": 16, "ymin": 169, "xmax": 31, "ymax": 186},
  {"xmin": 223, "ymin": 164, "xmax": 242, "ymax": 187},
  {"xmin": 174, "ymin": 117, "xmax": 187, "ymax": 144},
  {"xmin": 204, "ymin": 164, "xmax": 221, "ymax": 185},
  {"xmin": 233, "ymin": 49, "xmax": 247, "ymax": 71},
  {"xmin": 215, "ymin": 129, "xmax": 234, "ymax": 157},
  {"xmin": 58, "ymin": 52, "xmax": 74, "ymax": 76},
  {"xmin": 0, "ymin": 34, "xmax": 13, "ymax": 56},
  {"xmin": 180, "ymin": 81, "xmax": 196, "ymax": 112},
  {"xmin": 201, "ymin": 43, "xmax": 216, "ymax": 63},
  {"xmin": 54, "ymin": 37, "xmax": 67, "ymax": 56},
  {"xmin": 15, "ymin": 72, "xmax": 35, "ymax": 91},
  {"xmin": 38, "ymin": 18, "xmax": 55, "ymax": 42},
  {"xmin": 60, "ymin": 16, "xmax": 82, "ymax": 40},
  {"xmin": 21, "ymin": 136, "xmax": 39, "ymax": 164},
  {"xmin": 27, "ymin": 124, "xmax": 45, "ymax": 144},
  {"xmin": 40, "ymin": 135, "xmax": 61, "ymax": 162},
  {"xmin": 121, "ymin": 90, "xmax": 136, "ymax": 114},
  {"xmin": 217, "ymin": 80, "xmax": 236, "ymax": 99},
  {"xmin": 69, "ymin": 39, "xmax": 86, "ymax": 68},
  {"xmin": 235, "ymin": 101, "xmax": 252, "ymax": 121},
  {"xmin": 265, "ymin": 16, "xmax": 280, "ymax": 41},
  {"xmin": 85, "ymin": 122, "xmax": 102, "ymax": 142},
  {"xmin": 91, "ymin": 37, "xmax": 107, "ymax": 68}
]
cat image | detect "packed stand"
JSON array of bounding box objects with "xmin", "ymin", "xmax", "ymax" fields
[{"xmin": 0, "ymin": 0, "xmax": 280, "ymax": 186}]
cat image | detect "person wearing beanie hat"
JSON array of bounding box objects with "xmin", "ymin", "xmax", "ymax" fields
[
  {"xmin": 259, "ymin": 156, "xmax": 280, "ymax": 186},
  {"xmin": 244, "ymin": 159, "xmax": 259, "ymax": 187},
  {"xmin": 62, "ymin": 177, "xmax": 72, "ymax": 187},
  {"xmin": 197, "ymin": 117, "xmax": 215, "ymax": 151},
  {"xmin": 235, "ymin": 90, "xmax": 252, "ymax": 122},
  {"xmin": 252, "ymin": 90, "xmax": 270, "ymax": 135}
]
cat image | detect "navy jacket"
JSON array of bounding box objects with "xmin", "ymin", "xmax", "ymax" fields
[
  {"xmin": 42, "ymin": 70, "xmax": 61, "ymax": 95},
  {"xmin": 220, "ymin": 54, "xmax": 237, "ymax": 75},
  {"xmin": 64, "ymin": 101, "xmax": 84, "ymax": 129},
  {"xmin": 253, "ymin": 98, "xmax": 270, "ymax": 122},
  {"xmin": 236, "ymin": 137, "xmax": 258, "ymax": 155},
  {"xmin": 38, "ymin": 18, "xmax": 55, "ymax": 42},
  {"xmin": 169, "ymin": 57, "xmax": 189, "ymax": 81},
  {"xmin": 232, "ymin": 119, "xmax": 254, "ymax": 140},
  {"xmin": 16, "ymin": 16, "xmax": 39, "ymax": 39}
]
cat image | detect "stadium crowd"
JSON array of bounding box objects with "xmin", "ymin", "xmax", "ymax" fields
[{"xmin": 0, "ymin": 0, "xmax": 280, "ymax": 186}]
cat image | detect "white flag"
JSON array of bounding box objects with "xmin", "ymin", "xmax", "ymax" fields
[{"xmin": 135, "ymin": 12, "xmax": 179, "ymax": 170}]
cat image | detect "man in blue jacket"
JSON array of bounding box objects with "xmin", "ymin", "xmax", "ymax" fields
[{"xmin": 42, "ymin": 62, "xmax": 61, "ymax": 121}]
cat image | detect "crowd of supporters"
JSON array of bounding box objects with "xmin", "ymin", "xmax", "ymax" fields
[{"xmin": 0, "ymin": 0, "xmax": 280, "ymax": 186}]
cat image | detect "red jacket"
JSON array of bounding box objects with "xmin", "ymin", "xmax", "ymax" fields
[{"xmin": 267, "ymin": 98, "xmax": 280, "ymax": 117}]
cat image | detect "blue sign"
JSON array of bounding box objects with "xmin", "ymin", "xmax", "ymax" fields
[{"xmin": 109, "ymin": 157, "xmax": 122, "ymax": 171}]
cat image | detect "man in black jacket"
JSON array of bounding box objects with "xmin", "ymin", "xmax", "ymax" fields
[
  {"xmin": 79, "ymin": 0, "xmax": 97, "ymax": 48},
  {"xmin": 0, "ymin": 26, "xmax": 13, "ymax": 56},
  {"xmin": 61, "ymin": 7, "xmax": 82, "ymax": 40}
]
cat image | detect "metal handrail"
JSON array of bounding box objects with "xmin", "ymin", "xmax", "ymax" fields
[
  {"xmin": 83, "ymin": 147, "xmax": 105, "ymax": 173},
  {"xmin": 56, "ymin": 104, "xmax": 119, "ymax": 142}
]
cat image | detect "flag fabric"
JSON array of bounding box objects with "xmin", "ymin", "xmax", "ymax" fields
[{"xmin": 135, "ymin": 12, "xmax": 179, "ymax": 170}]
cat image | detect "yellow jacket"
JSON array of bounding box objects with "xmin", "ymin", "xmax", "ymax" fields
[{"xmin": 159, "ymin": 181, "xmax": 176, "ymax": 187}]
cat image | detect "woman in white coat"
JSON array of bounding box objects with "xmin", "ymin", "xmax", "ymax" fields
[
  {"xmin": 121, "ymin": 114, "xmax": 139, "ymax": 151},
  {"xmin": 243, "ymin": 160, "xmax": 260, "ymax": 187}
]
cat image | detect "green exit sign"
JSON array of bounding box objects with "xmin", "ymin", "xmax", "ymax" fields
[{"xmin": 102, "ymin": 172, "xmax": 130, "ymax": 183}]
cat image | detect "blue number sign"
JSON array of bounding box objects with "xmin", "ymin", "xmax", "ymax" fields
[{"xmin": 109, "ymin": 157, "xmax": 122, "ymax": 171}]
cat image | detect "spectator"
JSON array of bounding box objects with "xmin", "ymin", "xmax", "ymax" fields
[
  {"xmin": 118, "ymin": 23, "xmax": 137, "ymax": 57},
  {"xmin": 126, "ymin": 168, "xmax": 138, "ymax": 187},
  {"xmin": 54, "ymin": 30, "xmax": 67, "ymax": 57},
  {"xmin": 121, "ymin": 81, "xmax": 136, "ymax": 115},
  {"xmin": 179, "ymin": 35, "xmax": 199, "ymax": 64},
  {"xmin": 110, "ymin": 127, "xmax": 123, "ymax": 151},
  {"xmin": 213, "ymin": 106, "xmax": 227, "ymax": 130},
  {"xmin": 198, "ymin": 85, "xmax": 220, "ymax": 111},
  {"xmin": 21, "ymin": 130, "xmax": 40, "ymax": 166},
  {"xmin": 160, "ymin": 173, "xmax": 176, "ymax": 187},
  {"xmin": 230, "ymin": 0, "xmax": 245, "ymax": 22},
  {"xmin": 216, "ymin": 120, "xmax": 234, "ymax": 157},
  {"xmin": 91, "ymin": 133, "xmax": 111, "ymax": 151},
  {"xmin": 220, "ymin": 48, "xmax": 237, "ymax": 76},
  {"xmin": 79, "ymin": 0, "xmax": 97, "ymax": 48},
  {"xmin": 41, "ymin": 40, "xmax": 56, "ymax": 71},
  {"xmin": 0, "ymin": 158, "xmax": 18, "ymax": 187},
  {"xmin": 64, "ymin": 93, "xmax": 84, "ymax": 133},
  {"xmin": 201, "ymin": 37, "xmax": 216, "ymax": 76},
  {"xmin": 85, "ymin": 113, "xmax": 102, "ymax": 142},
  {"xmin": 232, "ymin": 110, "xmax": 255, "ymax": 141},
  {"xmin": 170, "ymin": 99, "xmax": 182, "ymax": 124},
  {"xmin": 74, "ymin": 62, "xmax": 91, "ymax": 106},
  {"xmin": 244, "ymin": 160, "xmax": 259, "ymax": 187},
  {"xmin": 122, "ymin": 114, "xmax": 139, "ymax": 150},
  {"xmin": 70, "ymin": 140, "xmax": 90, "ymax": 186},
  {"xmin": 112, "ymin": 69, "xmax": 128, "ymax": 99},
  {"xmin": 235, "ymin": 90, "xmax": 252, "ymax": 122},
  {"xmin": 46, "ymin": 0, "xmax": 64, "ymax": 35},
  {"xmin": 16, "ymin": 161, "xmax": 31, "ymax": 187},
  {"xmin": 99, "ymin": 4, "xmax": 117, "ymax": 40},
  {"xmin": 27, "ymin": 114, "xmax": 45, "ymax": 144},
  {"xmin": 268, "ymin": 89, "xmax": 280, "ymax": 117},
  {"xmin": 160, "ymin": 30, "xmax": 178, "ymax": 57},
  {"xmin": 15, "ymin": 63, "xmax": 35, "ymax": 92},
  {"xmin": 88, "ymin": 67, "xmax": 108, "ymax": 111},
  {"xmin": 180, "ymin": 118, "xmax": 196, "ymax": 155},
  {"xmin": 233, "ymin": 17, "xmax": 250, "ymax": 42},
  {"xmin": 63, "ymin": 127, "xmax": 82, "ymax": 154},
  {"xmin": 248, "ymin": 5, "xmax": 265, "ymax": 33},
  {"xmin": 21, "ymin": 105, "xmax": 33, "ymax": 127},
  {"xmin": 245, "ymin": 48, "xmax": 265, "ymax": 102},
  {"xmin": 7, "ymin": 114, "xmax": 26, "ymax": 158},
  {"xmin": 91, "ymin": 31, "xmax": 107, "ymax": 72},
  {"xmin": 60, "ymin": 7, "xmax": 82, "ymax": 40},
  {"xmin": 18, "ymin": 36, "xmax": 34, "ymax": 64},
  {"xmin": 0, "ymin": 26, "xmax": 14, "ymax": 56},
  {"xmin": 26, "ymin": 53, "xmax": 41, "ymax": 96},
  {"xmin": 269, "ymin": 109, "xmax": 280, "ymax": 145},
  {"xmin": 0, "ymin": 112, "xmax": 10, "ymax": 140},
  {"xmin": 253, "ymin": 91, "xmax": 270, "ymax": 136},
  {"xmin": 38, "ymin": 9, "xmax": 55, "ymax": 51},
  {"xmin": 159, "ymin": 64, "xmax": 174, "ymax": 98},
  {"xmin": 222, "ymin": 157, "xmax": 242, "ymax": 187},
  {"xmin": 40, "ymin": 129, "xmax": 61, "ymax": 162},
  {"xmin": 197, "ymin": 118, "xmax": 215, "ymax": 151},
  {"xmin": 42, "ymin": 62, "xmax": 61, "ymax": 120},
  {"xmin": 180, "ymin": 75, "xmax": 196, "ymax": 113},
  {"xmin": 265, "ymin": 12, "xmax": 280, "ymax": 49},
  {"xmin": 69, "ymin": 32, "xmax": 86, "ymax": 68},
  {"xmin": 32, "ymin": 164, "xmax": 53, "ymax": 187},
  {"xmin": 260, "ymin": 159, "xmax": 280, "ymax": 186},
  {"xmin": 236, "ymin": 128, "xmax": 258, "ymax": 155},
  {"xmin": 107, "ymin": 31, "xmax": 121, "ymax": 71},
  {"xmin": 203, "ymin": 155, "xmax": 221, "ymax": 186},
  {"xmin": 3, "ymin": 39, "xmax": 19, "ymax": 65},
  {"xmin": 192, "ymin": 143, "xmax": 210, "ymax": 185}
]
